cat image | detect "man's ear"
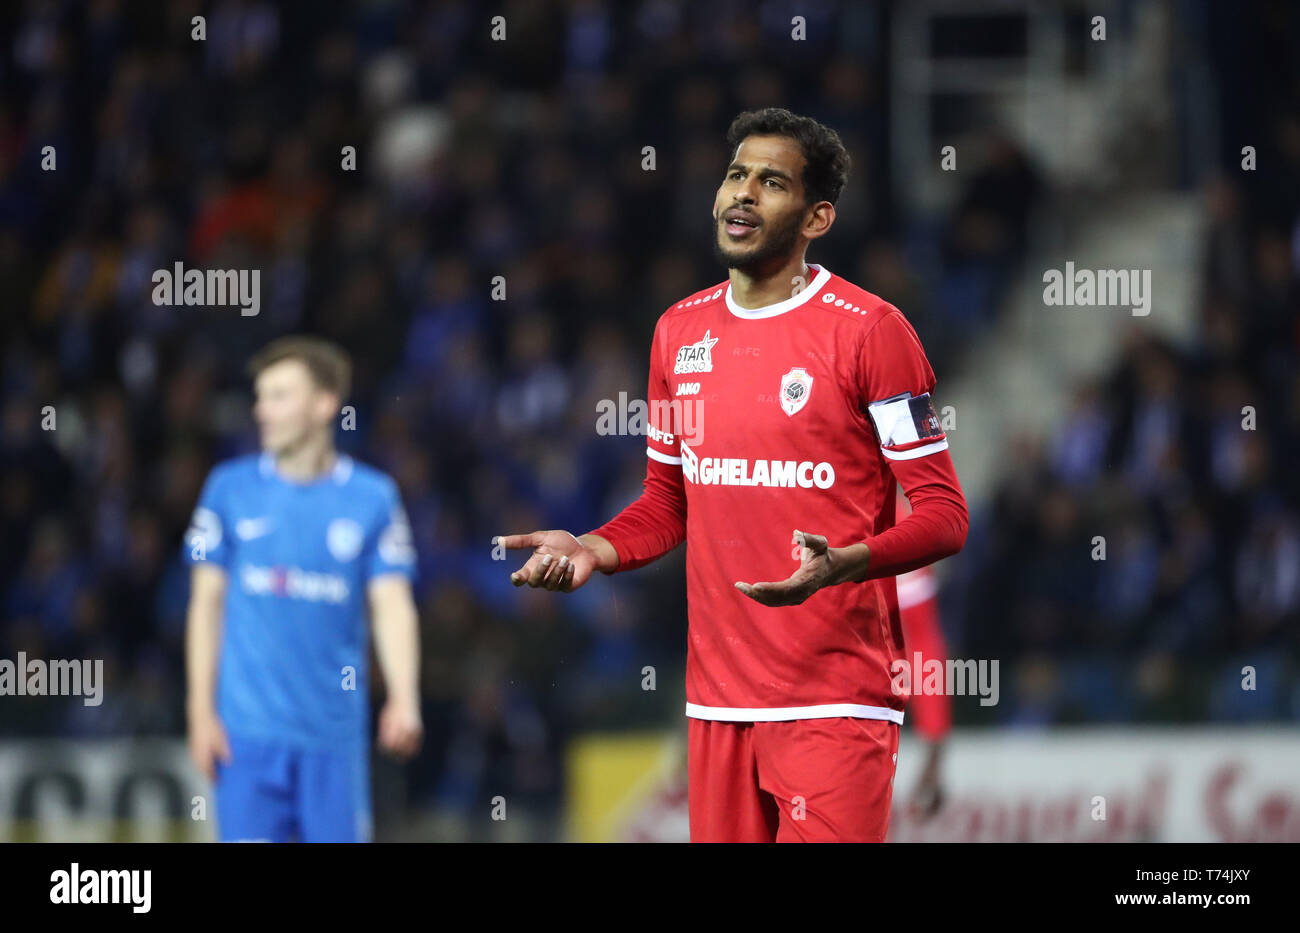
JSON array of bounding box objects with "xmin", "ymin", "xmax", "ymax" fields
[
  {"xmin": 804, "ymin": 202, "xmax": 836, "ymax": 241},
  {"xmin": 319, "ymin": 392, "xmax": 343, "ymax": 422}
]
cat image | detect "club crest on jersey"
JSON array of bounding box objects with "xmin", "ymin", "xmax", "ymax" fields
[
  {"xmin": 779, "ymin": 367, "xmax": 813, "ymax": 416},
  {"xmin": 327, "ymin": 518, "xmax": 364, "ymax": 562},
  {"xmin": 674, "ymin": 330, "xmax": 719, "ymax": 374}
]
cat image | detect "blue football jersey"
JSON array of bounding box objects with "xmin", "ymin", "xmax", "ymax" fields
[{"xmin": 183, "ymin": 453, "xmax": 416, "ymax": 748}]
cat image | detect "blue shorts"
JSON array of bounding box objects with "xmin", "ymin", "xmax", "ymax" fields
[{"xmin": 214, "ymin": 733, "xmax": 372, "ymax": 842}]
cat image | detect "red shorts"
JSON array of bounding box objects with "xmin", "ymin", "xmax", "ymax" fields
[{"xmin": 687, "ymin": 716, "xmax": 900, "ymax": 842}]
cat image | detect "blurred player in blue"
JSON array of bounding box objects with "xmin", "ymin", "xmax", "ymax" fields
[{"xmin": 183, "ymin": 336, "xmax": 422, "ymax": 842}]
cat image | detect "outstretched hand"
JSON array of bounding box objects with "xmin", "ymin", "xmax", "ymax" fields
[
  {"xmin": 500, "ymin": 530, "xmax": 600, "ymax": 593},
  {"xmin": 734, "ymin": 530, "xmax": 866, "ymax": 607}
]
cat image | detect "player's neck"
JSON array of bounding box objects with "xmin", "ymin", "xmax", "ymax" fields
[
  {"xmin": 728, "ymin": 256, "xmax": 813, "ymax": 310},
  {"xmin": 272, "ymin": 437, "xmax": 337, "ymax": 483}
]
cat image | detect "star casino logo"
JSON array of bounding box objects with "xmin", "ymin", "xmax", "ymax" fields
[{"xmin": 674, "ymin": 330, "xmax": 719, "ymax": 374}]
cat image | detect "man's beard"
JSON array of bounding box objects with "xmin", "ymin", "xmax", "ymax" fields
[{"xmin": 711, "ymin": 209, "xmax": 804, "ymax": 273}]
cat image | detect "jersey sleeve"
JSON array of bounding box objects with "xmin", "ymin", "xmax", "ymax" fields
[
  {"xmin": 587, "ymin": 314, "xmax": 689, "ymax": 571},
  {"xmin": 364, "ymin": 479, "xmax": 417, "ymax": 582},
  {"xmin": 644, "ymin": 315, "xmax": 683, "ymax": 469},
  {"xmin": 183, "ymin": 467, "xmax": 233, "ymax": 570},
  {"xmin": 856, "ymin": 309, "xmax": 968, "ymax": 578},
  {"xmin": 858, "ymin": 309, "xmax": 948, "ymax": 461}
]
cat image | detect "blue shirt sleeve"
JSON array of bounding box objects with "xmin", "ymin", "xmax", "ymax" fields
[
  {"xmin": 365, "ymin": 479, "xmax": 416, "ymax": 582},
  {"xmin": 183, "ymin": 467, "xmax": 233, "ymax": 570}
]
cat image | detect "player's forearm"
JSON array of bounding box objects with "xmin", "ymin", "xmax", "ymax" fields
[
  {"xmin": 586, "ymin": 461, "xmax": 687, "ymax": 573},
  {"xmin": 585, "ymin": 508, "xmax": 683, "ymax": 573},
  {"xmin": 371, "ymin": 596, "xmax": 420, "ymax": 706},
  {"xmin": 858, "ymin": 495, "xmax": 966, "ymax": 579},
  {"xmin": 185, "ymin": 600, "xmax": 222, "ymax": 718},
  {"xmin": 821, "ymin": 497, "xmax": 967, "ymax": 587},
  {"xmin": 825, "ymin": 542, "xmax": 873, "ymax": 585},
  {"xmin": 850, "ymin": 453, "xmax": 968, "ymax": 581},
  {"xmin": 577, "ymin": 533, "xmax": 619, "ymax": 573}
]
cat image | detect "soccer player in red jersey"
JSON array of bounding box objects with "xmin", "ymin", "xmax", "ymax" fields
[{"xmin": 502, "ymin": 108, "xmax": 968, "ymax": 842}]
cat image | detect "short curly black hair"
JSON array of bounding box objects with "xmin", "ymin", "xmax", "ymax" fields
[{"xmin": 725, "ymin": 108, "xmax": 851, "ymax": 207}]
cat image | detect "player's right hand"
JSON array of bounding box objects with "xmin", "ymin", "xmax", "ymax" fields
[
  {"xmin": 187, "ymin": 708, "xmax": 232, "ymax": 782},
  {"xmin": 500, "ymin": 530, "xmax": 598, "ymax": 592},
  {"xmin": 907, "ymin": 742, "xmax": 946, "ymax": 823}
]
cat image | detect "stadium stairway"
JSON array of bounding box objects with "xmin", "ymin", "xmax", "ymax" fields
[{"xmin": 942, "ymin": 189, "xmax": 1205, "ymax": 506}]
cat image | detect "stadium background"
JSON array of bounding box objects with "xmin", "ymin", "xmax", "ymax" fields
[{"xmin": 1, "ymin": 0, "xmax": 1298, "ymax": 841}]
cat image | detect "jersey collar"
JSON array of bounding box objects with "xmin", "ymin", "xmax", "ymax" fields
[
  {"xmin": 724, "ymin": 264, "xmax": 831, "ymax": 320},
  {"xmin": 258, "ymin": 451, "xmax": 353, "ymax": 486}
]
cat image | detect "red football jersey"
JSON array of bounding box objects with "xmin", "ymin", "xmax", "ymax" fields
[{"xmin": 592, "ymin": 264, "xmax": 966, "ymax": 723}]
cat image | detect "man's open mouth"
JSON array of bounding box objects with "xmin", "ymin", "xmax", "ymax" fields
[{"xmin": 723, "ymin": 210, "xmax": 760, "ymax": 238}]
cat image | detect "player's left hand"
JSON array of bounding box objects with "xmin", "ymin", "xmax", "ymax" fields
[
  {"xmin": 735, "ymin": 530, "xmax": 858, "ymax": 607},
  {"xmin": 377, "ymin": 699, "xmax": 424, "ymax": 760}
]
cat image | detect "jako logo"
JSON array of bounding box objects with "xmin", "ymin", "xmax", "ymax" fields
[
  {"xmin": 50, "ymin": 863, "xmax": 151, "ymax": 913},
  {"xmin": 152, "ymin": 262, "xmax": 260, "ymax": 316},
  {"xmin": 1042, "ymin": 262, "xmax": 1150, "ymax": 316}
]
